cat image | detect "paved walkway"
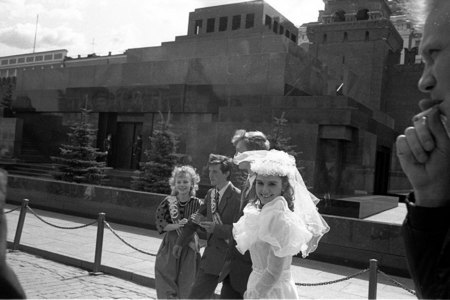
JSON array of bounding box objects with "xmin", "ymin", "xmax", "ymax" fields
[
  {"xmin": 5, "ymin": 203, "xmax": 416, "ymax": 299},
  {"xmin": 8, "ymin": 251, "xmax": 156, "ymax": 299}
]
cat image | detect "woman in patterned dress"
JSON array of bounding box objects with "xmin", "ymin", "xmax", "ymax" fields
[{"xmin": 154, "ymin": 165, "xmax": 202, "ymax": 299}]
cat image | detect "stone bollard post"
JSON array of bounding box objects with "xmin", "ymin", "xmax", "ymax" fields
[
  {"xmin": 12, "ymin": 199, "xmax": 29, "ymax": 251},
  {"xmin": 368, "ymin": 259, "xmax": 378, "ymax": 299},
  {"xmin": 91, "ymin": 212, "xmax": 105, "ymax": 275}
]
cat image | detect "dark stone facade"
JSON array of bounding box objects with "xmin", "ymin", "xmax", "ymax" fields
[{"xmin": 6, "ymin": 0, "xmax": 419, "ymax": 197}]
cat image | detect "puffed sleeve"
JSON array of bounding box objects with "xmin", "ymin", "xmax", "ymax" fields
[
  {"xmin": 155, "ymin": 198, "xmax": 171, "ymax": 234},
  {"xmin": 233, "ymin": 203, "xmax": 260, "ymax": 254},
  {"xmin": 258, "ymin": 198, "xmax": 313, "ymax": 257}
]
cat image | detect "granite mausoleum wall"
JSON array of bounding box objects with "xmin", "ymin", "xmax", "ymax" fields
[
  {"xmin": 0, "ymin": 118, "xmax": 23, "ymax": 157},
  {"xmin": 6, "ymin": 175, "xmax": 165, "ymax": 228}
]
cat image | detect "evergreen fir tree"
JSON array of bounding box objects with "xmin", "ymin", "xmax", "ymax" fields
[
  {"xmin": 268, "ymin": 112, "xmax": 300, "ymax": 158},
  {"xmin": 131, "ymin": 112, "xmax": 178, "ymax": 194},
  {"xmin": 267, "ymin": 112, "xmax": 311, "ymax": 183},
  {"xmin": 1, "ymin": 77, "xmax": 15, "ymax": 117},
  {"xmin": 52, "ymin": 105, "xmax": 107, "ymax": 184}
]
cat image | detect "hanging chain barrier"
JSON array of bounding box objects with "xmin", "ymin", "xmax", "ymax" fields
[
  {"xmin": 103, "ymin": 220, "xmax": 156, "ymax": 256},
  {"xmin": 4, "ymin": 206, "xmax": 20, "ymax": 214},
  {"xmin": 7, "ymin": 199, "xmax": 418, "ymax": 297},
  {"xmin": 295, "ymin": 268, "xmax": 370, "ymax": 286},
  {"xmin": 377, "ymin": 269, "xmax": 416, "ymax": 296},
  {"xmin": 26, "ymin": 205, "xmax": 97, "ymax": 230}
]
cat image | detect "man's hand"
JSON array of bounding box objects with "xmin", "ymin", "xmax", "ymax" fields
[
  {"xmin": 172, "ymin": 244, "xmax": 182, "ymax": 258},
  {"xmin": 190, "ymin": 213, "xmax": 203, "ymax": 224},
  {"xmin": 396, "ymin": 105, "xmax": 450, "ymax": 206},
  {"xmin": 199, "ymin": 221, "xmax": 215, "ymax": 233}
]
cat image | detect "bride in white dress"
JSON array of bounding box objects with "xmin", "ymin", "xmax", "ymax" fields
[{"xmin": 232, "ymin": 150, "xmax": 329, "ymax": 299}]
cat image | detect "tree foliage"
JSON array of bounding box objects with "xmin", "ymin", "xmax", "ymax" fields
[
  {"xmin": 131, "ymin": 112, "xmax": 178, "ymax": 194},
  {"xmin": 0, "ymin": 77, "xmax": 15, "ymax": 117},
  {"xmin": 268, "ymin": 112, "xmax": 300, "ymax": 158},
  {"xmin": 52, "ymin": 106, "xmax": 107, "ymax": 184},
  {"xmin": 267, "ymin": 112, "xmax": 311, "ymax": 183}
]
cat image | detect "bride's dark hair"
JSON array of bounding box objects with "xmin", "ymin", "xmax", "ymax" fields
[{"xmin": 281, "ymin": 176, "xmax": 294, "ymax": 212}]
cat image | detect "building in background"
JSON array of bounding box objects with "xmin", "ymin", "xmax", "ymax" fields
[
  {"xmin": 0, "ymin": 50, "xmax": 67, "ymax": 78},
  {"xmin": 0, "ymin": 0, "xmax": 424, "ymax": 196}
]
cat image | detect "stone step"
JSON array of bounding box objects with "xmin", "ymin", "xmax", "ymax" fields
[
  {"xmin": 2, "ymin": 162, "xmax": 57, "ymax": 178},
  {"xmin": 11, "ymin": 169, "xmax": 53, "ymax": 178},
  {"xmin": 18, "ymin": 154, "xmax": 50, "ymax": 163}
]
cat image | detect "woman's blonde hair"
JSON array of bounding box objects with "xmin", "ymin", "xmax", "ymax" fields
[{"xmin": 168, "ymin": 165, "xmax": 200, "ymax": 197}]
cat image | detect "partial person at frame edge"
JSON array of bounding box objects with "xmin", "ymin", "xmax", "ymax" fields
[
  {"xmin": 0, "ymin": 168, "xmax": 26, "ymax": 299},
  {"xmin": 396, "ymin": 1, "xmax": 450, "ymax": 299}
]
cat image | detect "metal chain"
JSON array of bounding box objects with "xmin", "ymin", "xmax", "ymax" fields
[
  {"xmin": 103, "ymin": 220, "xmax": 156, "ymax": 256},
  {"xmin": 377, "ymin": 269, "xmax": 416, "ymax": 296},
  {"xmin": 295, "ymin": 268, "xmax": 369, "ymax": 286},
  {"xmin": 12, "ymin": 203, "xmax": 416, "ymax": 296},
  {"xmin": 26, "ymin": 206, "xmax": 97, "ymax": 229},
  {"xmin": 4, "ymin": 206, "xmax": 20, "ymax": 214}
]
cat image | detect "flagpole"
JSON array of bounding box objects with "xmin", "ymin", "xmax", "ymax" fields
[{"xmin": 33, "ymin": 14, "xmax": 39, "ymax": 53}]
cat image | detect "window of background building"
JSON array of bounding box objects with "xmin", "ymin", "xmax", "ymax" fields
[
  {"xmin": 219, "ymin": 16, "xmax": 228, "ymax": 31},
  {"xmin": 1, "ymin": 60, "xmax": 8, "ymax": 65},
  {"xmin": 18, "ymin": 58, "xmax": 25, "ymax": 63},
  {"xmin": 207, "ymin": 18, "xmax": 215, "ymax": 33},
  {"xmin": 356, "ymin": 8, "xmax": 369, "ymax": 20},
  {"xmin": 265, "ymin": 15, "xmax": 272, "ymax": 29},
  {"xmin": 290, "ymin": 34, "xmax": 297, "ymax": 43},
  {"xmin": 232, "ymin": 15, "xmax": 241, "ymax": 30},
  {"xmin": 36, "ymin": 55, "xmax": 43, "ymax": 61},
  {"xmin": 54, "ymin": 53, "xmax": 63, "ymax": 59},
  {"xmin": 333, "ymin": 10, "xmax": 346, "ymax": 22},
  {"xmin": 9, "ymin": 58, "xmax": 17, "ymax": 64},
  {"xmin": 44, "ymin": 54, "xmax": 53, "ymax": 60},
  {"xmin": 279, "ymin": 25, "xmax": 284, "ymax": 35},
  {"xmin": 194, "ymin": 20, "xmax": 203, "ymax": 35},
  {"xmin": 285, "ymin": 30, "xmax": 290, "ymax": 38},
  {"xmin": 26, "ymin": 57, "xmax": 34, "ymax": 62},
  {"xmin": 245, "ymin": 13, "xmax": 254, "ymax": 28},
  {"xmin": 343, "ymin": 32, "xmax": 348, "ymax": 41},
  {"xmin": 273, "ymin": 20, "xmax": 279, "ymax": 33}
]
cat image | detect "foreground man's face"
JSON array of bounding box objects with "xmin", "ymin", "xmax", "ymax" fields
[{"xmin": 418, "ymin": 3, "xmax": 450, "ymax": 122}]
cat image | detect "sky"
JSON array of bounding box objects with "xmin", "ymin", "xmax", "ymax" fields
[{"xmin": 0, "ymin": 0, "xmax": 324, "ymax": 58}]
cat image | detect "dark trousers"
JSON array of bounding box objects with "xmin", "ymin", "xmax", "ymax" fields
[
  {"xmin": 188, "ymin": 269, "xmax": 219, "ymax": 299},
  {"xmin": 220, "ymin": 275, "xmax": 243, "ymax": 299}
]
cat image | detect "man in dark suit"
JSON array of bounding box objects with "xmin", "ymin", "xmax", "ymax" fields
[
  {"xmin": 173, "ymin": 154, "xmax": 241, "ymax": 299},
  {"xmin": 218, "ymin": 130, "xmax": 270, "ymax": 299},
  {"xmin": 0, "ymin": 169, "xmax": 26, "ymax": 299}
]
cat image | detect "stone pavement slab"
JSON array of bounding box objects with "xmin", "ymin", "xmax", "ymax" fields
[
  {"xmin": 7, "ymin": 251, "xmax": 156, "ymax": 299},
  {"xmin": 5, "ymin": 203, "xmax": 416, "ymax": 299}
]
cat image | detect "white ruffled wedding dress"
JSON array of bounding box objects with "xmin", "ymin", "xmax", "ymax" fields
[{"xmin": 233, "ymin": 196, "xmax": 314, "ymax": 299}]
